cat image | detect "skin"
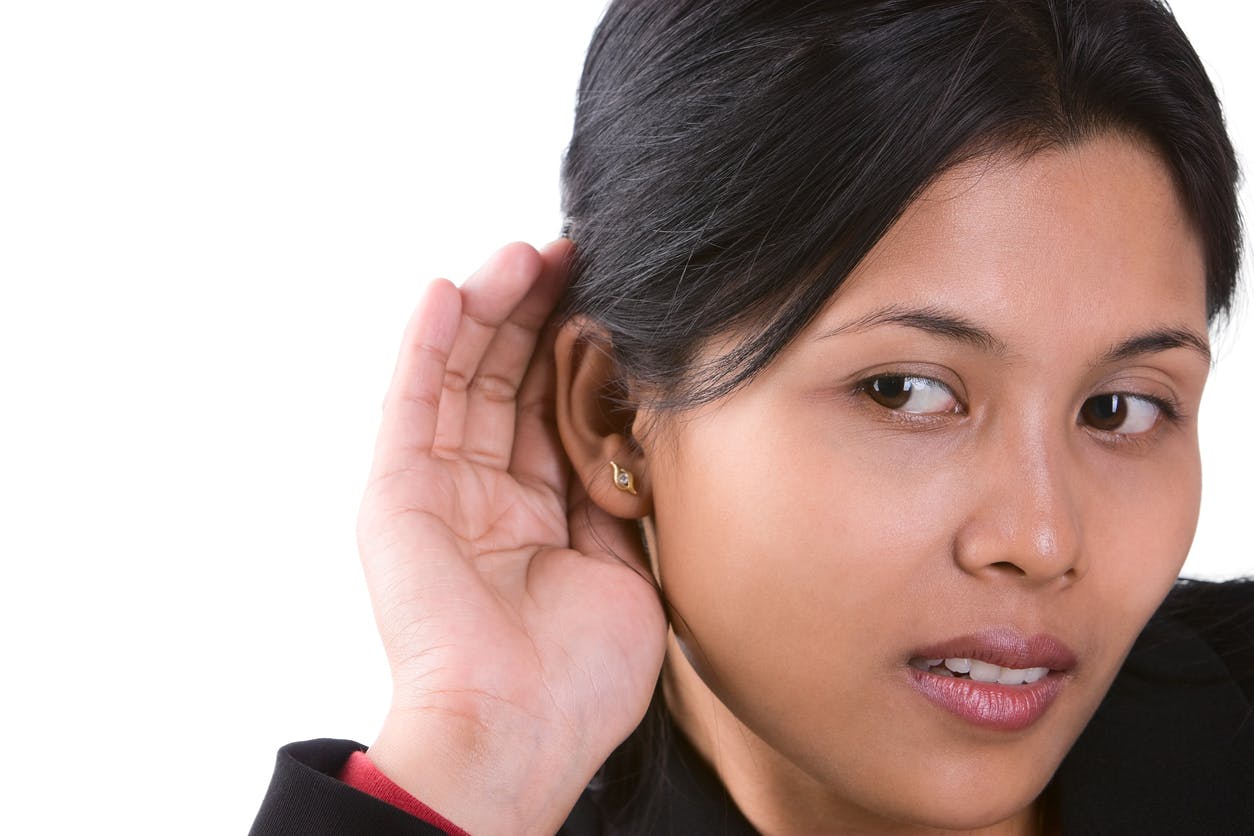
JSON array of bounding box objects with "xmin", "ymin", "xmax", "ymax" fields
[
  {"xmin": 361, "ymin": 133, "xmax": 1209, "ymax": 834},
  {"xmin": 361, "ymin": 239, "xmax": 668, "ymax": 836},
  {"xmin": 637, "ymin": 134, "xmax": 1211, "ymax": 833}
]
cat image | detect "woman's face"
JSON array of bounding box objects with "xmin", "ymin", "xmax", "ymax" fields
[{"xmin": 639, "ymin": 134, "xmax": 1211, "ymax": 832}]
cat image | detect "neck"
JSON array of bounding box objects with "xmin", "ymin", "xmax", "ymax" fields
[{"xmin": 662, "ymin": 636, "xmax": 1046, "ymax": 835}]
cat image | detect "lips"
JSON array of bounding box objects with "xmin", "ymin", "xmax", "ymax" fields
[
  {"xmin": 910, "ymin": 630, "xmax": 1078, "ymax": 672},
  {"xmin": 905, "ymin": 629, "xmax": 1076, "ymax": 731}
]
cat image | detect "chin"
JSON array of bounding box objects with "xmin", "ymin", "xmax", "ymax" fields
[
  {"xmin": 859, "ymin": 784, "xmax": 1041, "ymax": 833},
  {"xmin": 794, "ymin": 738, "xmax": 1061, "ymax": 832},
  {"xmin": 864, "ymin": 759, "xmax": 1055, "ymax": 832}
]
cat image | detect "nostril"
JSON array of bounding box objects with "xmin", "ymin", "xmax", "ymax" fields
[{"xmin": 989, "ymin": 561, "xmax": 1027, "ymax": 576}]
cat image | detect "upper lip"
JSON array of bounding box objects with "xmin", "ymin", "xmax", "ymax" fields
[{"xmin": 909, "ymin": 628, "xmax": 1077, "ymax": 672}]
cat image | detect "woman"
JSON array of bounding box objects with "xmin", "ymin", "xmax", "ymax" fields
[{"xmin": 252, "ymin": 1, "xmax": 1252, "ymax": 833}]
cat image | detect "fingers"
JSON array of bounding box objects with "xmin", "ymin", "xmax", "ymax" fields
[
  {"xmin": 438, "ymin": 239, "xmax": 573, "ymax": 467},
  {"xmin": 372, "ymin": 239, "xmax": 572, "ymax": 489},
  {"xmin": 461, "ymin": 238, "xmax": 572, "ymax": 469},
  {"xmin": 431, "ymin": 243, "xmax": 545, "ymax": 457},
  {"xmin": 371, "ymin": 277, "xmax": 463, "ymax": 478},
  {"xmin": 508, "ymin": 246, "xmax": 573, "ymax": 493},
  {"xmin": 508, "ymin": 323, "xmax": 567, "ymax": 495}
]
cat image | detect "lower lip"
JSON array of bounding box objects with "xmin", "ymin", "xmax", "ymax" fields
[{"xmin": 907, "ymin": 668, "xmax": 1066, "ymax": 731}]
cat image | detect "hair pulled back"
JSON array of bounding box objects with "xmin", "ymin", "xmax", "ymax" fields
[
  {"xmin": 559, "ymin": 2, "xmax": 1244, "ymax": 829},
  {"xmin": 560, "ymin": 0, "xmax": 1242, "ymax": 411}
]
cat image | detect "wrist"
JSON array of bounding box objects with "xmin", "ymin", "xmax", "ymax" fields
[{"xmin": 368, "ymin": 707, "xmax": 596, "ymax": 836}]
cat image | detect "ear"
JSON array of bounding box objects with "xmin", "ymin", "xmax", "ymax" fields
[{"xmin": 554, "ymin": 318, "xmax": 652, "ymax": 519}]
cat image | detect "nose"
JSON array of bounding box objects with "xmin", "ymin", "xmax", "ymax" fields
[{"xmin": 953, "ymin": 416, "xmax": 1085, "ymax": 586}]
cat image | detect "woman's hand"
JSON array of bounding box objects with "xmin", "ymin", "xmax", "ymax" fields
[{"xmin": 359, "ymin": 241, "xmax": 668, "ymax": 836}]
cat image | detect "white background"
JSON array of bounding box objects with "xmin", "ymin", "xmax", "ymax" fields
[{"xmin": 0, "ymin": 2, "xmax": 1249, "ymax": 833}]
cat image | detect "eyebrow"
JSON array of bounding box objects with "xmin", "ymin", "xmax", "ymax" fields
[
  {"xmin": 814, "ymin": 304, "xmax": 1211, "ymax": 365},
  {"xmin": 1096, "ymin": 327, "xmax": 1211, "ymax": 367},
  {"xmin": 813, "ymin": 304, "xmax": 1008, "ymax": 354}
]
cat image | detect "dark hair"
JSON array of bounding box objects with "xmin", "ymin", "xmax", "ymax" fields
[
  {"xmin": 557, "ymin": 0, "xmax": 1243, "ymax": 831},
  {"xmin": 560, "ymin": 0, "xmax": 1242, "ymax": 413}
]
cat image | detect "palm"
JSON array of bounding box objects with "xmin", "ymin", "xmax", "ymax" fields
[{"xmin": 358, "ymin": 241, "xmax": 666, "ymax": 791}]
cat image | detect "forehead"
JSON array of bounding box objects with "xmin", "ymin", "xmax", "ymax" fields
[{"xmin": 825, "ymin": 134, "xmax": 1208, "ymax": 343}]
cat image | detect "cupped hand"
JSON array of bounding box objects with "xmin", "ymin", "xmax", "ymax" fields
[{"xmin": 358, "ymin": 241, "xmax": 668, "ymax": 836}]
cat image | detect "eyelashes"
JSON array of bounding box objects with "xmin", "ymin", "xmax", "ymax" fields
[
  {"xmin": 861, "ymin": 375, "xmax": 960, "ymax": 414},
  {"xmin": 853, "ymin": 373, "xmax": 1184, "ymax": 438},
  {"xmin": 1077, "ymin": 392, "xmax": 1181, "ymax": 434}
]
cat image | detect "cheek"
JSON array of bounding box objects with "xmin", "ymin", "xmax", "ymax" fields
[
  {"xmin": 1081, "ymin": 441, "xmax": 1201, "ymax": 629},
  {"xmin": 647, "ymin": 405, "xmax": 955, "ymax": 709},
  {"xmin": 646, "ymin": 396, "xmax": 1203, "ymax": 797}
]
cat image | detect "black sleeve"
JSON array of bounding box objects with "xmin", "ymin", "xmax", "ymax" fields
[{"xmin": 248, "ymin": 739, "xmax": 451, "ymax": 836}]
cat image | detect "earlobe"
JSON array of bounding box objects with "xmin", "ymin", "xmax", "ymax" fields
[{"xmin": 554, "ymin": 318, "xmax": 652, "ymax": 519}]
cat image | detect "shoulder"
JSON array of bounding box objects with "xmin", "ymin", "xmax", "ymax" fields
[
  {"xmin": 1053, "ymin": 577, "xmax": 1254, "ymax": 833},
  {"xmin": 1154, "ymin": 576, "xmax": 1254, "ymax": 697}
]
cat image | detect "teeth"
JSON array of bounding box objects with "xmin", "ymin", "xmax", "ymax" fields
[
  {"xmin": 912, "ymin": 657, "xmax": 1053, "ymax": 684},
  {"xmin": 997, "ymin": 666, "xmax": 1027, "ymax": 685},
  {"xmin": 968, "ymin": 660, "xmax": 1001, "ymax": 683}
]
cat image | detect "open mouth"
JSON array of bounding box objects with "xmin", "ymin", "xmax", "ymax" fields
[
  {"xmin": 904, "ymin": 631, "xmax": 1075, "ymax": 729},
  {"xmin": 908, "ymin": 656, "xmax": 1051, "ymax": 685}
]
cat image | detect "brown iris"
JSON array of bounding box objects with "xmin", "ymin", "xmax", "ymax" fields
[
  {"xmin": 1080, "ymin": 394, "xmax": 1126, "ymax": 431},
  {"xmin": 867, "ymin": 376, "xmax": 912, "ymax": 409}
]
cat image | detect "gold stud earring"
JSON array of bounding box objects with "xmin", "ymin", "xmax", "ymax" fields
[{"xmin": 610, "ymin": 460, "xmax": 637, "ymax": 495}]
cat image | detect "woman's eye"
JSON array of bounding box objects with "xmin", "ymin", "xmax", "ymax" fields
[
  {"xmin": 1078, "ymin": 393, "xmax": 1162, "ymax": 434},
  {"xmin": 862, "ymin": 375, "xmax": 959, "ymax": 414}
]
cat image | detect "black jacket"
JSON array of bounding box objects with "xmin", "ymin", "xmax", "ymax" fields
[{"xmin": 250, "ymin": 579, "xmax": 1254, "ymax": 835}]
